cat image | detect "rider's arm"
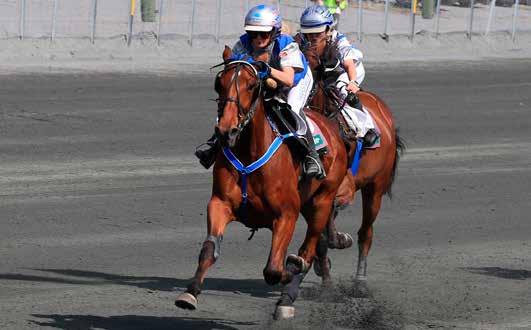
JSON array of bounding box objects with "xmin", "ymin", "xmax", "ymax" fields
[
  {"xmin": 334, "ymin": 31, "xmax": 362, "ymax": 92},
  {"xmin": 343, "ymin": 58, "xmax": 357, "ymax": 82},
  {"xmin": 272, "ymin": 42, "xmax": 304, "ymax": 88},
  {"xmin": 270, "ymin": 66, "xmax": 296, "ymax": 88},
  {"xmin": 343, "ymin": 59, "xmax": 360, "ymax": 93}
]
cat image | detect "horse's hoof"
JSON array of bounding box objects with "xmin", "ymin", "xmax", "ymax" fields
[
  {"xmin": 355, "ymin": 275, "xmax": 367, "ymax": 281},
  {"xmin": 274, "ymin": 305, "xmax": 295, "ymax": 320},
  {"xmin": 352, "ymin": 279, "xmax": 371, "ymax": 298},
  {"xmin": 322, "ymin": 277, "xmax": 333, "ymax": 288},
  {"xmin": 286, "ymin": 254, "xmax": 310, "ymax": 274},
  {"xmin": 329, "ymin": 232, "xmax": 353, "ymax": 249},
  {"xmin": 313, "ymin": 257, "xmax": 332, "ymax": 277},
  {"xmin": 175, "ymin": 292, "xmax": 197, "ymax": 310}
]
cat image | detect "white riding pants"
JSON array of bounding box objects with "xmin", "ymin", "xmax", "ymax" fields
[
  {"xmin": 286, "ymin": 68, "xmax": 314, "ymax": 136},
  {"xmin": 336, "ymin": 67, "xmax": 375, "ymax": 138}
]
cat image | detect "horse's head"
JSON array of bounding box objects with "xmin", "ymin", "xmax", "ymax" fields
[{"xmin": 214, "ymin": 46, "xmax": 262, "ymax": 148}]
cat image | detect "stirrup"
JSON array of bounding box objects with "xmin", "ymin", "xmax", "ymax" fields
[{"xmin": 303, "ymin": 155, "xmax": 326, "ymax": 180}]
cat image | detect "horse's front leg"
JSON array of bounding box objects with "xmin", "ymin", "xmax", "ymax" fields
[
  {"xmin": 274, "ymin": 196, "xmax": 334, "ymax": 319},
  {"xmin": 175, "ymin": 196, "xmax": 233, "ymax": 310},
  {"xmin": 263, "ymin": 211, "xmax": 298, "ymax": 286}
]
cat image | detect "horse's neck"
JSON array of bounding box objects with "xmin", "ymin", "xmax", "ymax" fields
[{"xmin": 235, "ymin": 100, "xmax": 274, "ymax": 164}]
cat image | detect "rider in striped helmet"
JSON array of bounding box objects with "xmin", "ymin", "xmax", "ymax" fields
[
  {"xmin": 195, "ymin": 4, "xmax": 325, "ymax": 179},
  {"xmin": 296, "ymin": 5, "xmax": 379, "ymax": 146}
]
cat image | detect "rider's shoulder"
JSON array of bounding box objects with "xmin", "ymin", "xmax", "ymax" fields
[{"xmin": 332, "ymin": 30, "xmax": 348, "ymax": 43}]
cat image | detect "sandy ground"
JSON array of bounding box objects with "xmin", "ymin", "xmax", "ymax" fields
[{"xmin": 0, "ymin": 60, "xmax": 530, "ymax": 329}]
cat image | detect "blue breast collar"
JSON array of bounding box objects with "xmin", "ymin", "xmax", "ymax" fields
[
  {"xmin": 222, "ymin": 132, "xmax": 294, "ymax": 218},
  {"xmin": 222, "ymin": 109, "xmax": 295, "ymax": 225}
]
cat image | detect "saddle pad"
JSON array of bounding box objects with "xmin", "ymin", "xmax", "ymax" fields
[{"xmin": 307, "ymin": 117, "xmax": 329, "ymax": 151}]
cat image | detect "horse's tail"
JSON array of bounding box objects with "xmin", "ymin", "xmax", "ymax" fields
[{"xmin": 385, "ymin": 128, "xmax": 406, "ymax": 199}]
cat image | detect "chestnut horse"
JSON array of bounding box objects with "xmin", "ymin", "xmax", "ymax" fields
[
  {"xmin": 175, "ymin": 47, "xmax": 348, "ymax": 319},
  {"xmin": 300, "ymin": 41, "xmax": 405, "ymax": 287}
]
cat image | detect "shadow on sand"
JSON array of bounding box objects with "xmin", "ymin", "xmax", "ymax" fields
[
  {"xmin": 30, "ymin": 314, "xmax": 257, "ymax": 330},
  {"xmin": 464, "ymin": 267, "xmax": 531, "ymax": 280},
  {"xmin": 0, "ymin": 268, "xmax": 278, "ymax": 298}
]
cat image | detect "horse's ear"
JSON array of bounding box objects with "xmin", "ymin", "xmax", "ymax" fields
[{"xmin": 222, "ymin": 46, "xmax": 232, "ymax": 61}]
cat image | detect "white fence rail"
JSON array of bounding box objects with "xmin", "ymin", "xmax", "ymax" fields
[{"xmin": 0, "ymin": 0, "xmax": 529, "ymax": 44}]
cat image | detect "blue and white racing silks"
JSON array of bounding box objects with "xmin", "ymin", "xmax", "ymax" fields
[
  {"xmin": 230, "ymin": 34, "xmax": 309, "ymax": 87},
  {"xmin": 332, "ymin": 30, "xmax": 363, "ymax": 64}
]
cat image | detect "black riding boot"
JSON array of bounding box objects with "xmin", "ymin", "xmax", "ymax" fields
[
  {"xmin": 300, "ymin": 128, "xmax": 326, "ymax": 180},
  {"xmin": 363, "ymin": 129, "xmax": 380, "ymax": 147},
  {"xmin": 194, "ymin": 134, "xmax": 218, "ymax": 169},
  {"xmin": 346, "ymin": 92, "xmax": 380, "ymax": 147}
]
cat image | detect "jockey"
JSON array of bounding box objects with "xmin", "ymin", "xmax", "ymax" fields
[
  {"xmin": 195, "ymin": 4, "xmax": 326, "ymax": 179},
  {"xmin": 296, "ymin": 5, "xmax": 379, "ymax": 146}
]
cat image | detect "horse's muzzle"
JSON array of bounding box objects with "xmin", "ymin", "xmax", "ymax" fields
[{"xmin": 215, "ymin": 126, "xmax": 239, "ymax": 148}]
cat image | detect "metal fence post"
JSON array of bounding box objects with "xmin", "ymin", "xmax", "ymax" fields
[
  {"xmin": 19, "ymin": 0, "xmax": 26, "ymax": 40},
  {"xmin": 511, "ymin": 0, "xmax": 519, "ymax": 41},
  {"xmin": 157, "ymin": 0, "xmax": 164, "ymax": 46},
  {"xmin": 246, "ymin": 0, "xmax": 250, "ymax": 13},
  {"xmin": 91, "ymin": 0, "xmax": 98, "ymax": 44},
  {"xmin": 51, "ymin": 0, "xmax": 58, "ymax": 41},
  {"xmin": 382, "ymin": 0, "xmax": 390, "ymax": 40},
  {"xmin": 467, "ymin": 0, "xmax": 474, "ymax": 39},
  {"xmin": 128, "ymin": 0, "xmax": 136, "ymax": 46},
  {"xmin": 215, "ymin": 0, "xmax": 222, "ymax": 43},
  {"xmin": 305, "ymin": 0, "xmax": 309, "ymax": 8},
  {"xmin": 434, "ymin": 0, "xmax": 442, "ymax": 37},
  {"xmin": 189, "ymin": 0, "xmax": 197, "ymax": 46},
  {"xmin": 358, "ymin": 0, "xmax": 363, "ymax": 42},
  {"xmin": 485, "ymin": 0, "xmax": 496, "ymax": 36},
  {"xmin": 409, "ymin": 0, "xmax": 417, "ymax": 40}
]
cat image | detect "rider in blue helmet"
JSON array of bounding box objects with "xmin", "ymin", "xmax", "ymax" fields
[
  {"xmin": 296, "ymin": 5, "xmax": 379, "ymax": 146},
  {"xmin": 195, "ymin": 4, "xmax": 325, "ymax": 179}
]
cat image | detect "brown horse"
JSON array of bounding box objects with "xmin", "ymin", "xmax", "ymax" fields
[
  {"xmin": 299, "ymin": 40, "xmax": 405, "ymax": 287},
  {"xmin": 175, "ymin": 46, "xmax": 348, "ymax": 318}
]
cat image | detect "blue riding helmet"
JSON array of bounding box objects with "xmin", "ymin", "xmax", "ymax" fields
[
  {"xmin": 244, "ymin": 5, "xmax": 282, "ymax": 39},
  {"xmin": 300, "ymin": 5, "xmax": 335, "ymax": 33}
]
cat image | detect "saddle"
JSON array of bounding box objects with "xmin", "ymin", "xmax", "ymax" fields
[{"xmin": 264, "ymin": 98, "xmax": 328, "ymax": 155}]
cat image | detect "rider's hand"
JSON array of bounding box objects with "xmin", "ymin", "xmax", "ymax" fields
[
  {"xmin": 346, "ymin": 81, "xmax": 360, "ymax": 94},
  {"xmin": 255, "ymin": 62, "xmax": 272, "ymax": 80}
]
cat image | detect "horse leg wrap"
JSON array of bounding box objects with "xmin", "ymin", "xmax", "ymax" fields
[
  {"xmin": 281, "ymin": 272, "xmax": 305, "ymax": 303},
  {"xmin": 203, "ymin": 235, "xmax": 222, "ymax": 261},
  {"xmin": 356, "ymin": 248, "xmax": 368, "ymax": 281}
]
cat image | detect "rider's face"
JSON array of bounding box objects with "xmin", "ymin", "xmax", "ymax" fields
[
  {"xmin": 304, "ymin": 31, "xmax": 327, "ymax": 45},
  {"xmin": 248, "ymin": 30, "xmax": 273, "ymax": 49}
]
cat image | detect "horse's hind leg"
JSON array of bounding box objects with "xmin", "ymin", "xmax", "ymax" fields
[
  {"xmin": 175, "ymin": 197, "xmax": 232, "ymax": 310},
  {"xmin": 314, "ymin": 230, "xmax": 332, "ymax": 286},
  {"xmin": 328, "ymin": 173, "xmax": 355, "ymax": 250},
  {"xmin": 355, "ymin": 183, "xmax": 384, "ymax": 282},
  {"xmin": 327, "ymin": 200, "xmax": 354, "ymax": 250}
]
